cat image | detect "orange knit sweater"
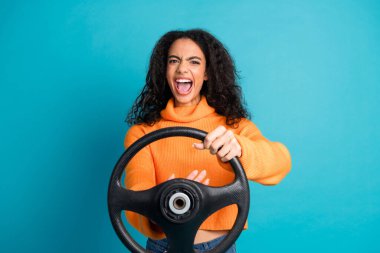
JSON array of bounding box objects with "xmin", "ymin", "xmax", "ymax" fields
[{"xmin": 124, "ymin": 96, "xmax": 291, "ymax": 239}]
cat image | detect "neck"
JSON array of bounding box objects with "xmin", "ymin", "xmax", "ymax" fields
[{"xmin": 173, "ymin": 96, "xmax": 201, "ymax": 107}]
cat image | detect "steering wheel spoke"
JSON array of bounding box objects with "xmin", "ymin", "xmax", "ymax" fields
[
  {"xmin": 197, "ymin": 181, "xmax": 245, "ymax": 218},
  {"xmin": 109, "ymin": 184, "xmax": 159, "ymax": 216},
  {"xmin": 161, "ymin": 222, "xmax": 199, "ymax": 253}
]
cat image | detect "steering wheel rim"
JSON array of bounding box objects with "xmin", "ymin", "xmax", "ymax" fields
[{"xmin": 108, "ymin": 127, "xmax": 250, "ymax": 253}]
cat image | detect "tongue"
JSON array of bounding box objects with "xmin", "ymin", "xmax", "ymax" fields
[{"xmin": 177, "ymin": 83, "xmax": 191, "ymax": 94}]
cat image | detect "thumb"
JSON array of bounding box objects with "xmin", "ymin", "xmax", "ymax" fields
[{"xmin": 193, "ymin": 142, "xmax": 205, "ymax": 150}]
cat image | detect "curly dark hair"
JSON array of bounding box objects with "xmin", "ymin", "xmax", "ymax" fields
[{"xmin": 126, "ymin": 28, "xmax": 250, "ymax": 127}]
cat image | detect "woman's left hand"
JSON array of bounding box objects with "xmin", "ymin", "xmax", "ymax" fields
[{"xmin": 193, "ymin": 126, "xmax": 242, "ymax": 162}]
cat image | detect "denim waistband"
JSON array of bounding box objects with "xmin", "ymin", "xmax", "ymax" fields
[{"xmin": 147, "ymin": 234, "xmax": 228, "ymax": 251}]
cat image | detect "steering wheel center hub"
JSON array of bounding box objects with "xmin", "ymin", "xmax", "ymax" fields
[
  {"xmin": 169, "ymin": 192, "xmax": 191, "ymax": 214},
  {"xmin": 160, "ymin": 183, "xmax": 200, "ymax": 223}
]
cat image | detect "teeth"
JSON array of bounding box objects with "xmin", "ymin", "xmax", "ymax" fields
[{"xmin": 176, "ymin": 79, "xmax": 192, "ymax": 83}]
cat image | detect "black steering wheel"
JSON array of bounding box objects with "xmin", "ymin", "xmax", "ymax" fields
[{"xmin": 108, "ymin": 127, "xmax": 250, "ymax": 253}]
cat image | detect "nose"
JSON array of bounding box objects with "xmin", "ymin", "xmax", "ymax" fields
[{"xmin": 176, "ymin": 61, "xmax": 188, "ymax": 74}]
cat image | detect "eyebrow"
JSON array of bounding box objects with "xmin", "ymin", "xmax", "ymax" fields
[{"xmin": 168, "ymin": 55, "xmax": 203, "ymax": 61}]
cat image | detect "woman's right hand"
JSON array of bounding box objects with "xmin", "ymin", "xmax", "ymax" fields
[{"xmin": 168, "ymin": 169, "xmax": 210, "ymax": 185}]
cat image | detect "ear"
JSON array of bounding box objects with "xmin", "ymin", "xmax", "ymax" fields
[{"xmin": 204, "ymin": 71, "xmax": 208, "ymax": 81}]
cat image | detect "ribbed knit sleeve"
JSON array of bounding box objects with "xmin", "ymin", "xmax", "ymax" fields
[
  {"xmin": 234, "ymin": 119, "xmax": 291, "ymax": 185},
  {"xmin": 124, "ymin": 125, "xmax": 166, "ymax": 239}
]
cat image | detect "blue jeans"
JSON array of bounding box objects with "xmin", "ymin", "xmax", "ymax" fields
[{"xmin": 146, "ymin": 235, "xmax": 236, "ymax": 253}]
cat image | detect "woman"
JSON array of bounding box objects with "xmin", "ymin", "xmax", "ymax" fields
[{"xmin": 124, "ymin": 29, "xmax": 291, "ymax": 253}]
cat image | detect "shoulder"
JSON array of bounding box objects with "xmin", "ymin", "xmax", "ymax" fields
[
  {"xmin": 234, "ymin": 118, "xmax": 255, "ymax": 130},
  {"xmin": 234, "ymin": 118, "xmax": 263, "ymax": 136},
  {"xmin": 124, "ymin": 123, "xmax": 157, "ymax": 148}
]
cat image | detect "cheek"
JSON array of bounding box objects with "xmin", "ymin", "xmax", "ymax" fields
[
  {"xmin": 195, "ymin": 70, "xmax": 207, "ymax": 82},
  {"xmin": 166, "ymin": 68, "xmax": 173, "ymax": 82}
]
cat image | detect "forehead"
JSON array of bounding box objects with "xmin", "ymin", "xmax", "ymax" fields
[{"xmin": 168, "ymin": 38, "xmax": 205, "ymax": 58}]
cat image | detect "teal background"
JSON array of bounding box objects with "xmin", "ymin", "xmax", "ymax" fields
[{"xmin": 1, "ymin": 0, "xmax": 379, "ymax": 252}]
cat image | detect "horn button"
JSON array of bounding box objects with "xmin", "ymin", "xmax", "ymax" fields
[{"xmin": 160, "ymin": 183, "xmax": 200, "ymax": 223}]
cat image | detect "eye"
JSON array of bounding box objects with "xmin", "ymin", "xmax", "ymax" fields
[
  {"xmin": 168, "ymin": 59, "xmax": 179, "ymax": 64},
  {"xmin": 191, "ymin": 60, "xmax": 200, "ymax": 65}
]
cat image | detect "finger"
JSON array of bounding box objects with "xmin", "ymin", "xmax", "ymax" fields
[
  {"xmin": 230, "ymin": 138, "xmax": 242, "ymax": 158},
  {"xmin": 217, "ymin": 139, "xmax": 232, "ymax": 158},
  {"xmin": 192, "ymin": 142, "xmax": 205, "ymax": 150},
  {"xmin": 209, "ymin": 141, "xmax": 223, "ymax": 155},
  {"xmin": 203, "ymin": 126, "xmax": 227, "ymax": 149},
  {"xmin": 186, "ymin": 170, "xmax": 199, "ymax": 180},
  {"xmin": 204, "ymin": 178, "xmax": 210, "ymax": 185},
  {"xmin": 194, "ymin": 170, "xmax": 207, "ymax": 182},
  {"xmin": 167, "ymin": 173, "xmax": 175, "ymax": 180},
  {"xmin": 221, "ymin": 150, "xmax": 234, "ymax": 162},
  {"xmin": 220, "ymin": 141, "xmax": 241, "ymax": 162},
  {"xmin": 210, "ymin": 130, "xmax": 234, "ymax": 155},
  {"xmin": 221, "ymin": 151, "xmax": 237, "ymax": 162}
]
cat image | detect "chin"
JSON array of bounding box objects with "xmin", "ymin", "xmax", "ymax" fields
[{"xmin": 175, "ymin": 96, "xmax": 200, "ymax": 107}]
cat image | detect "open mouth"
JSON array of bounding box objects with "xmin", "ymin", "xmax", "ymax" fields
[{"xmin": 175, "ymin": 79, "xmax": 193, "ymax": 95}]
